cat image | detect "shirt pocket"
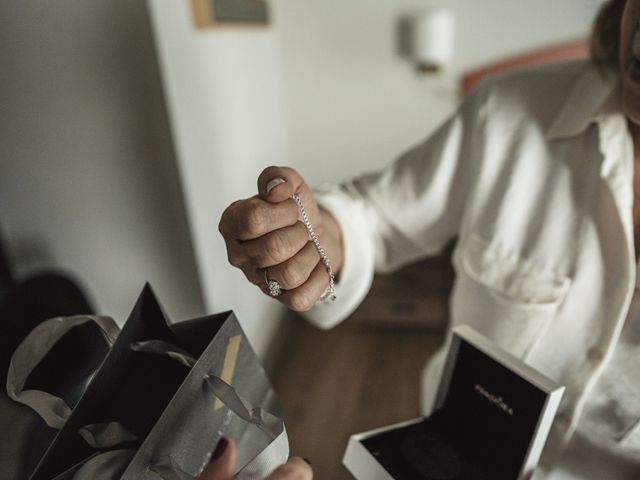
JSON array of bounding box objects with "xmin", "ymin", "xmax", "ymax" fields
[{"xmin": 451, "ymin": 234, "xmax": 571, "ymax": 357}]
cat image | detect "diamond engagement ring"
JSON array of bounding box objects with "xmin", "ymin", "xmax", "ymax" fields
[{"xmin": 264, "ymin": 269, "xmax": 282, "ymax": 297}]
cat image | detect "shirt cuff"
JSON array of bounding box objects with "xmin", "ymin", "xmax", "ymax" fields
[{"xmin": 302, "ymin": 183, "xmax": 376, "ymax": 329}]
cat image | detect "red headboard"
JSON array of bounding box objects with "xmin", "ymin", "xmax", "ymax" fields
[{"xmin": 461, "ymin": 39, "xmax": 589, "ymax": 94}]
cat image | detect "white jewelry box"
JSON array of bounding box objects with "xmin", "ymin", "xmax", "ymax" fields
[{"xmin": 343, "ymin": 325, "xmax": 565, "ymax": 480}]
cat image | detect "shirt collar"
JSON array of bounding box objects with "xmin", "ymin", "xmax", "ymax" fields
[{"xmin": 546, "ymin": 64, "xmax": 620, "ymax": 141}]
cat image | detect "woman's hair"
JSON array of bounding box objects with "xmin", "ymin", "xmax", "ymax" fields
[{"xmin": 590, "ymin": 0, "xmax": 627, "ymax": 71}]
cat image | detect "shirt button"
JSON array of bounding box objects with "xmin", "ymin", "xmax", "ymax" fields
[
  {"xmin": 587, "ymin": 346, "xmax": 604, "ymax": 363},
  {"xmin": 553, "ymin": 411, "xmax": 570, "ymax": 432}
]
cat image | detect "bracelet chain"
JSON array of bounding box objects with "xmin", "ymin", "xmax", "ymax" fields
[{"xmin": 292, "ymin": 194, "xmax": 336, "ymax": 302}]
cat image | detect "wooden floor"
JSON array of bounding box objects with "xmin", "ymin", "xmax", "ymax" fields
[
  {"xmin": 268, "ymin": 314, "xmax": 444, "ymax": 479},
  {"xmin": 267, "ymin": 253, "xmax": 454, "ymax": 478}
]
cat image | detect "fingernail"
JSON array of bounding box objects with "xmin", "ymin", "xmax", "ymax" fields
[
  {"xmin": 266, "ymin": 177, "xmax": 285, "ymax": 194},
  {"xmin": 302, "ymin": 457, "xmax": 312, "ymax": 466},
  {"xmin": 211, "ymin": 437, "xmax": 229, "ymax": 462}
]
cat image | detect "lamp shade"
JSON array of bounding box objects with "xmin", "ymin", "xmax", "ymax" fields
[{"xmin": 411, "ymin": 9, "xmax": 456, "ymax": 69}]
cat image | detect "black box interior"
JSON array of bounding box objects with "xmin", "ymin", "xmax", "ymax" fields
[{"xmin": 362, "ymin": 338, "xmax": 549, "ymax": 480}]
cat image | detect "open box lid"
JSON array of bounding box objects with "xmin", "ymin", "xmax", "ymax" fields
[
  {"xmin": 431, "ymin": 325, "xmax": 565, "ymax": 478},
  {"xmin": 344, "ymin": 325, "xmax": 565, "ymax": 480},
  {"xmin": 435, "ymin": 326, "xmax": 563, "ymax": 410}
]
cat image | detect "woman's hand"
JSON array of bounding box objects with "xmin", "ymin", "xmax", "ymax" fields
[
  {"xmin": 219, "ymin": 166, "xmax": 343, "ymax": 311},
  {"xmin": 198, "ymin": 437, "xmax": 313, "ymax": 480}
]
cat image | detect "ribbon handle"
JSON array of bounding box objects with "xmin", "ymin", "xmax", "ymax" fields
[
  {"xmin": 130, "ymin": 340, "xmax": 284, "ymax": 441},
  {"xmin": 132, "ymin": 340, "xmax": 288, "ymax": 479},
  {"xmin": 6, "ymin": 315, "xmax": 120, "ymax": 428},
  {"xmin": 147, "ymin": 375, "xmax": 289, "ymax": 480}
]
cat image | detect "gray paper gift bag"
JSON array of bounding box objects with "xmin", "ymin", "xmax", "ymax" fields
[{"xmin": 7, "ymin": 285, "xmax": 289, "ymax": 479}]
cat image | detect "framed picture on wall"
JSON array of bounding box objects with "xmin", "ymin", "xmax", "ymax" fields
[{"xmin": 191, "ymin": 0, "xmax": 269, "ymax": 28}]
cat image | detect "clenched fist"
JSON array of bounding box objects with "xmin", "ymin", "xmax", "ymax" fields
[{"xmin": 219, "ymin": 166, "xmax": 343, "ymax": 311}]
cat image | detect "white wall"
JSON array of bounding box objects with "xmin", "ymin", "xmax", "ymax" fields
[
  {"xmin": 0, "ymin": 1, "xmax": 205, "ymax": 324},
  {"xmin": 273, "ymin": 0, "xmax": 603, "ymax": 185},
  {"xmin": 147, "ymin": 0, "xmax": 289, "ymax": 356}
]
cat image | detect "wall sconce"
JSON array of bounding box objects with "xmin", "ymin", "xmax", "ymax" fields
[{"xmin": 402, "ymin": 9, "xmax": 456, "ymax": 74}]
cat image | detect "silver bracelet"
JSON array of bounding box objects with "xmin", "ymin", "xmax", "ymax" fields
[{"xmin": 292, "ymin": 194, "xmax": 336, "ymax": 302}]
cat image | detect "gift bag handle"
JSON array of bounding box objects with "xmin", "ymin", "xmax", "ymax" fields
[
  {"xmin": 6, "ymin": 315, "xmax": 120, "ymax": 429},
  {"xmin": 148, "ymin": 374, "xmax": 289, "ymax": 480},
  {"xmin": 130, "ymin": 340, "xmax": 283, "ymax": 440},
  {"xmin": 131, "ymin": 340, "xmax": 289, "ymax": 480}
]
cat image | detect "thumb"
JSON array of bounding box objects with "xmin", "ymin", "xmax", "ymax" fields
[
  {"xmin": 198, "ymin": 437, "xmax": 237, "ymax": 480},
  {"xmin": 258, "ymin": 166, "xmax": 309, "ymax": 204}
]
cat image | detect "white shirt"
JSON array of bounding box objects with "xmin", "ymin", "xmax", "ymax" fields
[
  {"xmin": 542, "ymin": 280, "xmax": 640, "ymax": 479},
  {"xmin": 582, "ymin": 288, "xmax": 640, "ymax": 451},
  {"xmin": 305, "ymin": 60, "xmax": 640, "ymax": 476}
]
